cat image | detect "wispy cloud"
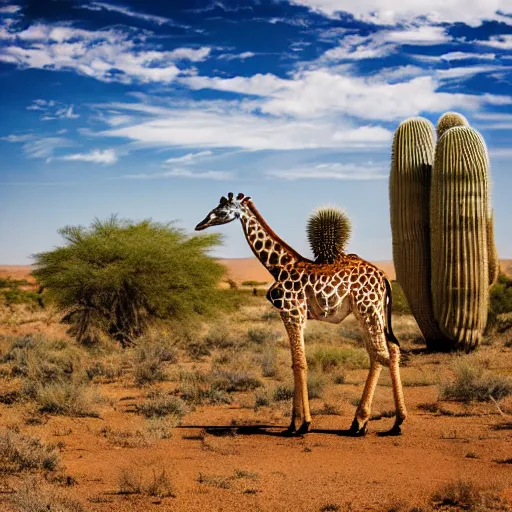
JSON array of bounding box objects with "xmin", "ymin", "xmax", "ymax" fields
[
  {"xmin": 0, "ymin": 22, "xmax": 211, "ymax": 84},
  {"xmin": 164, "ymin": 151, "xmax": 213, "ymax": 165},
  {"xmin": 27, "ymin": 100, "xmax": 80, "ymax": 120},
  {"xmin": 125, "ymin": 169, "xmax": 233, "ymax": 180},
  {"xmin": 0, "ymin": 133, "xmax": 34, "ymax": 142},
  {"xmin": 478, "ymin": 35, "xmax": 512, "ymax": 50},
  {"xmin": 79, "ymin": 2, "xmax": 183, "ymax": 27},
  {"xmin": 58, "ymin": 148, "xmax": 117, "ymax": 164},
  {"xmin": 266, "ymin": 161, "xmax": 387, "ymax": 180},
  {"xmin": 217, "ymin": 51, "xmax": 256, "ymax": 61},
  {"xmin": 0, "ymin": 5, "xmax": 21, "ymax": 14},
  {"xmin": 440, "ymin": 51, "xmax": 496, "ymax": 61}
]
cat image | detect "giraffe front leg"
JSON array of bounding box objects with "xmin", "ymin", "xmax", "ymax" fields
[
  {"xmin": 281, "ymin": 317, "xmax": 311, "ymax": 436},
  {"xmin": 349, "ymin": 359, "xmax": 382, "ymax": 436}
]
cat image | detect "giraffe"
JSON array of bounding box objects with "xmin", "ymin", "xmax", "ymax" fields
[{"xmin": 195, "ymin": 192, "xmax": 407, "ymax": 437}]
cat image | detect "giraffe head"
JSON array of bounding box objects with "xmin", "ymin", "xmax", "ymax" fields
[{"xmin": 195, "ymin": 192, "xmax": 250, "ymax": 231}]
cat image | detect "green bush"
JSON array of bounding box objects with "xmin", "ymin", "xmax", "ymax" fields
[
  {"xmin": 0, "ymin": 277, "xmax": 42, "ymax": 307},
  {"xmin": 487, "ymin": 274, "xmax": 512, "ymax": 332},
  {"xmin": 390, "ymin": 281, "xmax": 412, "ymax": 315},
  {"xmin": 307, "ymin": 346, "xmax": 369, "ymax": 372},
  {"xmin": 33, "ymin": 216, "xmax": 229, "ymax": 347}
]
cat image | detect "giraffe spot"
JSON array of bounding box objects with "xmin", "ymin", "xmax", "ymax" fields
[
  {"xmin": 259, "ymin": 250, "xmax": 269, "ymax": 262},
  {"xmin": 281, "ymin": 255, "xmax": 291, "ymax": 265},
  {"xmin": 265, "ymin": 239, "xmax": 273, "ymax": 249},
  {"xmin": 284, "ymin": 280, "xmax": 293, "ymax": 291},
  {"xmin": 268, "ymin": 287, "xmax": 283, "ymax": 301},
  {"xmin": 279, "ymin": 270, "xmax": 289, "ymax": 281},
  {"xmin": 293, "ymin": 281, "xmax": 302, "ymax": 291},
  {"xmin": 274, "ymin": 243, "xmax": 282, "ymax": 253},
  {"xmin": 269, "ymin": 253, "xmax": 279, "ymax": 265},
  {"xmin": 324, "ymin": 285, "xmax": 334, "ymax": 294},
  {"xmin": 254, "ymin": 240, "xmax": 263, "ymax": 251}
]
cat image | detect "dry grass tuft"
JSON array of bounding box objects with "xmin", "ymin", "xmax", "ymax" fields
[
  {"xmin": 440, "ymin": 359, "xmax": 512, "ymax": 402},
  {"xmin": 12, "ymin": 476, "xmax": 85, "ymax": 512},
  {"xmin": 0, "ymin": 428, "xmax": 58, "ymax": 472}
]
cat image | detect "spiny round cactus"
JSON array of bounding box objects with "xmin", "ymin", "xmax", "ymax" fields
[
  {"xmin": 389, "ymin": 117, "xmax": 448, "ymax": 347},
  {"xmin": 436, "ymin": 112, "xmax": 469, "ymax": 138},
  {"xmin": 307, "ymin": 207, "xmax": 351, "ymax": 263},
  {"xmin": 430, "ymin": 126, "xmax": 489, "ymax": 351}
]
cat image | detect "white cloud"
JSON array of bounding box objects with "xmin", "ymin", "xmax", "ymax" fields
[
  {"xmin": 489, "ymin": 148, "xmax": 512, "ymax": 159},
  {"xmin": 23, "ymin": 137, "xmax": 74, "ymax": 159},
  {"xmin": 0, "ymin": 133, "xmax": 34, "ymax": 142},
  {"xmin": 286, "ymin": 0, "xmax": 512, "ymax": 26},
  {"xmin": 0, "ymin": 5, "xmax": 21, "ymax": 14},
  {"xmin": 183, "ymin": 68, "xmax": 509, "ymax": 121},
  {"xmin": 100, "ymin": 102, "xmax": 393, "ymax": 151},
  {"xmin": 440, "ymin": 51, "xmax": 496, "ymax": 61},
  {"xmin": 218, "ymin": 51, "xmax": 256, "ymax": 61},
  {"xmin": 27, "ymin": 99, "xmax": 80, "ymax": 120},
  {"xmin": 164, "ymin": 150, "xmax": 213, "ymax": 165},
  {"xmin": 0, "ymin": 23, "xmax": 211, "ymax": 84},
  {"xmin": 436, "ymin": 65, "xmax": 512, "ymax": 79},
  {"xmin": 80, "ymin": 2, "xmax": 180, "ymax": 26},
  {"xmin": 266, "ymin": 161, "xmax": 387, "ymax": 180},
  {"xmin": 125, "ymin": 169, "xmax": 233, "ymax": 180},
  {"xmin": 59, "ymin": 148, "xmax": 117, "ymax": 164},
  {"xmin": 478, "ymin": 35, "xmax": 512, "ymax": 50}
]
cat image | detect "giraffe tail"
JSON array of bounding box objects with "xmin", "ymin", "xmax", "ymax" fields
[{"xmin": 384, "ymin": 278, "xmax": 400, "ymax": 347}]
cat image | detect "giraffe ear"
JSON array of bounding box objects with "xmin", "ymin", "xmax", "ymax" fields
[
  {"xmin": 228, "ymin": 192, "xmax": 234, "ymax": 201},
  {"xmin": 236, "ymin": 192, "xmax": 244, "ymax": 200}
]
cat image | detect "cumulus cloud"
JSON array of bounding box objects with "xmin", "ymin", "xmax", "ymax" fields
[
  {"xmin": 184, "ymin": 70, "xmax": 508, "ymax": 121},
  {"xmin": 478, "ymin": 35, "xmax": 512, "ymax": 50},
  {"xmin": 59, "ymin": 148, "xmax": 118, "ymax": 164},
  {"xmin": 286, "ymin": 0, "xmax": 512, "ymax": 26},
  {"xmin": 0, "ymin": 22, "xmax": 211, "ymax": 84}
]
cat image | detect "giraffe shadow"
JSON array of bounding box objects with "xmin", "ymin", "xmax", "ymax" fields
[{"xmin": 178, "ymin": 425, "xmax": 360, "ymax": 438}]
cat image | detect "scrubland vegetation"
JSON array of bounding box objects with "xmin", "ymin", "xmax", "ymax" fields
[{"xmin": 0, "ymin": 220, "xmax": 511, "ymax": 510}]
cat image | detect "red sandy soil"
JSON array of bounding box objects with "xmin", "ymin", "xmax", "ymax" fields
[{"xmin": 0, "ymin": 351, "xmax": 511, "ymax": 511}]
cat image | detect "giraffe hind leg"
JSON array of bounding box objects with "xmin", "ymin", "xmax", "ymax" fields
[{"xmin": 379, "ymin": 342, "xmax": 407, "ymax": 436}]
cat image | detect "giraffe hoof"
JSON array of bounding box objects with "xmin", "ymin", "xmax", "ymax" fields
[
  {"xmin": 348, "ymin": 418, "xmax": 368, "ymax": 437},
  {"xmin": 378, "ymin": 425, "xmax": 402, "ymax": 437},
  {"xmin": 296, "ymin": 421, "xmax": 311, "ymax": 435}
]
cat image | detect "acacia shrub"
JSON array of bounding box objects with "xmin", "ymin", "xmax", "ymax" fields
[{"xmin": 33, "ymin": 216, "xmax": 227, "ymax": 346}]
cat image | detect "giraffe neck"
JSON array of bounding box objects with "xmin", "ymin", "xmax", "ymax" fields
[{"xmin": 239, "ymin": 201, "xmax": 304, "ymax": 277}]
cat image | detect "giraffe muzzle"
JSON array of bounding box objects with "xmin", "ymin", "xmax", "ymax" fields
[{"xmin": 195, "ymin": 215, "xmax": 211, "ymax": 231}]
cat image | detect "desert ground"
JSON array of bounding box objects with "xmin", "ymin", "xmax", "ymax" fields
[{"xmin": 0, "ymin": 261, "xmax": 511, "ymax": 511}]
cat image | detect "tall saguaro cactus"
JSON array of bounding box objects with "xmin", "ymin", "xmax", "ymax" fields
[
  {"xmin": 430, "ymin": 126, "xmax": 490, "ymax": 351},
  {"xmin": 390, "ymin": 113, "xmax": 496, "ymax": 352},
  {"xmin": 389, "ymin": 118, "xmax": 447, "ymax": 346}
]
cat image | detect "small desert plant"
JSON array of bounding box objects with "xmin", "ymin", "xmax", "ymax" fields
[
  {"xmin": 211, "ymin": 369, "xmax": 262, "ymax": 392},
  {"xmin": 118, "ymin": 467, "xmax": 143, "ymax": 494},
  {"xmin": 307, "ymin": 372, "xmax": 326, "ymax": 399},
  {"xmin": 440, "ymin": 359, "xmax": 512, "ymax": 402},
  {"xmin": 28, "ymin": 378, "xmax": 100, "ymax": 417},
  {"xmin": 137, "ymin": 391, "xmax": 187, "ymax": 419},
  {"xmin": 307, "ymin": 346, "xmax": 369, "ymax": 372},
  {"xmin": 273, "ymin": 384, "xmax": 295, "ymax": 402},
  {"xmin": 247, "ymin": 327, "xmax": 278, "ymax": 345},
  {"xmin": 178, "ymin": 370, "xmax": 231, "ymax": 405},
  {"xmin": 430, "ymin": 480, "xmax": 510, "ymax": 511},
  {"xmin": 0, "ymin": 429, "xmax": 59, "ymax": 472},
  {"xmin": 260, "ymin": 344, "xmax": 278, "ymax": 377},
  {"xmin": 12, "ymin": 477, "xmax": 85, "ymax": 512}
]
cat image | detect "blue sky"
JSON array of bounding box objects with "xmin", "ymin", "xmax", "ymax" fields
[{"xmin": 0, "ymin": 0, "xmax": 511, "ymax": 264}]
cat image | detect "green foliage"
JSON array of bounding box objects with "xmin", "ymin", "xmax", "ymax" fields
[
  {"xmin": 0, "ymin": 277, "xmax": 42, "ymax": 307},
  {"xmin": 489, "ymin": 274, "xmax": 512, "ymax": 315},
  {"xmin": 32, "ymin": 216, "xmax": 228, "ymax": 346},
  {"xmin": 390, "ymin": 281, "xmax": 412, "ymax": 315},
  {"xmin": 307, "ymin": 346, "xmax": 369, "ymax": 372}
]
